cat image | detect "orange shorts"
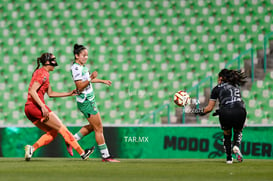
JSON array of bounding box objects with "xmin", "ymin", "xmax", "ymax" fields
[{"xmin": 25, "ymin": 103, "xmax": 52, "ymax": 124}]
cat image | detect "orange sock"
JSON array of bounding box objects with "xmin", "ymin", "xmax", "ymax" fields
[
  {"xmin": 58, "ymin": 125, "xmax": 84, "ymax": 155},
  {"xmin": 33, "ymin": 130, "xmax": 58, "ymax": 152}
]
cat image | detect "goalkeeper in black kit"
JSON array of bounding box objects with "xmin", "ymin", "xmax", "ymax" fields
[{"xmin": 196, "ymin": 68, "xmax": 247, "ymax": 164}]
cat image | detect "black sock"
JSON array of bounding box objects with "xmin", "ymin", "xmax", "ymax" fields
[
  {"xmin": 233, "ymin": 131, "xmax": 242, "ymax": 147},
  {"xmin": 223, "ymin": 134, "xmax": 232, "ymax": 159}
]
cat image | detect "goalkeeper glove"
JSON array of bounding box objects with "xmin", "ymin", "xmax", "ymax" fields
[
  {"xmin": 212, "ymin": 109, "xmax": 220, "ymax": 116},
  {"xmin": 195, "ymin": 108, "xmax": 206, "ymax": 116}
]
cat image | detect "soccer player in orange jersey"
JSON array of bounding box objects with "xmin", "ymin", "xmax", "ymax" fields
[{"xmin": 24, "ymin": 53, "xmax": 94, "ymax": 161}]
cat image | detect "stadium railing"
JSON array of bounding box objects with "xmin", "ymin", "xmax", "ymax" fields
[
  {"xmin": 263, "ymin": 31, "xmax": 273, "ymax": 73},
  {"xmin": 225, "ymin": 47, "xmax": 255, "ymax": 82},
  {"xmin": 138, "ymin": 103, "xmax": 170, "ymax": 124},
  {"xmin": 140, "ymin": 46, "xmax": 257, "ymax": 125}
]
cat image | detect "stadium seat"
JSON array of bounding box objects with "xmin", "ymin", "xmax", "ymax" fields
[{"xmin": 1, "ymin": 0, "xmax": 273, "ymax": 125}]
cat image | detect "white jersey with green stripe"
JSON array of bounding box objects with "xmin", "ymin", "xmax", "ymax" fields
[{"xmin": 71, "ymin": 62, "xmax": 95, "ymax": 103}]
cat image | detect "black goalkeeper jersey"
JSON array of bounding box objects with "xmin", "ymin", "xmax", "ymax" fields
[{"xmin": 210, "ymin": 82, "xmax": 245, "ymax": 109}]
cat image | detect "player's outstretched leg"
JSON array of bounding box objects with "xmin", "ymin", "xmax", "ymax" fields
[{"xmin": 24, "ymin": 145, "xmax": 34, "ymax": 161}]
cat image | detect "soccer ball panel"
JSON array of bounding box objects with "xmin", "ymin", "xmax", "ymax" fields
[{"xmin": 173, "ymin": 91, "xmax": 190, "ymax": 107}]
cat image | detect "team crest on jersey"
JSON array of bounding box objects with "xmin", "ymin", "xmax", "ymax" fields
[{"xmin": 43, "ymin": 76, "xmax": 47, "ymax": 83}]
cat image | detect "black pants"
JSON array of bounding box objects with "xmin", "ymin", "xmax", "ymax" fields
[{"xmin": 219, "ymin": 107, "xmax": 246, "ymax": 130}]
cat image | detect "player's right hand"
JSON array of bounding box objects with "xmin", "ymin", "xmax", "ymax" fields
[
  {"xmin": 41, "ymin": 105, "xmax": 49, "ymax": 118},
  {"xmin": 90, "ymin": 71, "xmax": 98, "ymax": 80}
]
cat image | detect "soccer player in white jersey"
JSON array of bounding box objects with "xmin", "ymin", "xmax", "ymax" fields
[{"xmin": 68, "ymin": 44, "xmax": 119, "ymax": 162}]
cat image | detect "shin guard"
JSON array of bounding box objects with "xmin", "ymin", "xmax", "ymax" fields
[{"xmin": 58, "ymin": 126, "xmax": 84, "ymax": 155}]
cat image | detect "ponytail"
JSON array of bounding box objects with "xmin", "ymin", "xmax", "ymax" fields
[
  {"xmin": 35, "ymin": 58, "xmax": 41, "ymax": 71},
  {"xmin": 231, "ymin": 69, "xmax": 247, "ymax": 86},
  {"xmin": 73, "ymin": 43, "xmax": 86, "ymax": 59},
  {"xmin": 32, "ymin": 57, "xmax": 41, "ymax": 76}
]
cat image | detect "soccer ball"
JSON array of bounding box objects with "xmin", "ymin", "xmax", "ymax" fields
[{"xmin": 173, "ymin": 91, "xmax": 190, "ymax": 107}]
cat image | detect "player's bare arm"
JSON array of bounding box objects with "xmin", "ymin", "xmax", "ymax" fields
[
  {"xmin": 91, "ymin": 79, "xmax": 112, "ymax": 86},
  {"xmin": 74, "ymin": 79, "xmax": 90, "ymax": 92},
  {"xmin": 47, "ymin": 84, "xmax": 76, "ymax": 97},
  {"xmin": 203, "ymin": 100, "xmax": 216, "ymax": 114}
]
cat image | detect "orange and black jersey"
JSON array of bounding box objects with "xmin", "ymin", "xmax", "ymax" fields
[{"xmin": 25, "ymin": 68, "xmax": 50, "ymax": 106}]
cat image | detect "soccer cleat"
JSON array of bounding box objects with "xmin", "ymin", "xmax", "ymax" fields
[
  {"xmin": 66, "ymin": 143, "xmax": 73, "ymax": 156},
  {"xmin": 233, "ymin": 146, "xmax": 243, "ymax": 162},
  {"xmin": 226, "ymin": 157, "xmax": 233, "ymax": 164},
  {"xmin": 102, "ymin": 156, "xmax": 120, "ymax": 162},
  {"xmin": 81, "ymin": 146, "xmax": 95, "ymax": 160},
  {"xmin": 25, "ymin": 145, "xmax": 34, "ymax": 161}
]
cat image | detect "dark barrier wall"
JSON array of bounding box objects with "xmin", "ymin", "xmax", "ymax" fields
[{"xmin": 1, "ymin": 126, "xmax": 273, "ymax": 159}]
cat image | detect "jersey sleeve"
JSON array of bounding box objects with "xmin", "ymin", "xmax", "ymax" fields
[
  {"xmin": 32, "ymin": 69, "xmax": 45, "ymax": 85},
  {"xmin": 71, "ymin": 65, "xmax": 82, "ymax": 81},
  {"xmin": 210, "ymin": 86, "xmax": 218, "ymax": 101}
]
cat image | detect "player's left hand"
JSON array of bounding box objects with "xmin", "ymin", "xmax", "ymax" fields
[{"xmin": 103, "ymin": 80, "xmax": 112, "ymax": 86}]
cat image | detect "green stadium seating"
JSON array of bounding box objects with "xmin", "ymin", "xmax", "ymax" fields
[{"xmin": 0, "ymin": 0, "xmax": 273, "ymax": 126}]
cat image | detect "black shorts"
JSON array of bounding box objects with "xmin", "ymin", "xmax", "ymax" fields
[{"xmin": 219, "ymin": 107, "xmax": 246, "ymax": 130}]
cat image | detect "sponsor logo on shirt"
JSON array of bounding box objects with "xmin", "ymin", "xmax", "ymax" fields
[{"xmin": 75, "ymin": 73, "xmax": 80, "ymax": 78}]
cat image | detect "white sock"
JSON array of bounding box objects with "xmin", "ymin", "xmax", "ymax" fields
[
  {"xmin": 98, "ymin": 144, "xmax": 110, "ymax": 158},
  {"xmin": 74, "ymin": 133, "xmax": 82, "ymax": 141}
]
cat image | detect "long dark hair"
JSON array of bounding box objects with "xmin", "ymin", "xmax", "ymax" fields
[
  {"xmin": 33, "ymin": 53, "xmax": 53, "ymax": 75},
  {"xmin": 73, "ymin": 44, "xmax": 86, "ymax": 59},
  {"xmin": 218, "ymin": 68, "xmax": 247, "ymax": 86}
]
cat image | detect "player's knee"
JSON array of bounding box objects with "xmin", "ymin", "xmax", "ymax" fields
[
  {"xmin": 47, "ymin": 130, "xmax": 58, "ymax": 138},
  {"xmin": 234, "ymin": 129, "xmax": 242, "ymax": 133},
  {"xmin": 87, "ymin": 124, "xmax": 94, "ymax": 132},
  {"xmin": 223, "ymin": 129, "xmax": 231, "ymax": 135},
  {"xmin": 93, "ymin": 123, "xmax": 103, "ymax": 133}
]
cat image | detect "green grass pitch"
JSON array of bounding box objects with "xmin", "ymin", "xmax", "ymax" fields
[{"xmin": 0, "ymin": 158, "xmax": 272, "ymax": 181}]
